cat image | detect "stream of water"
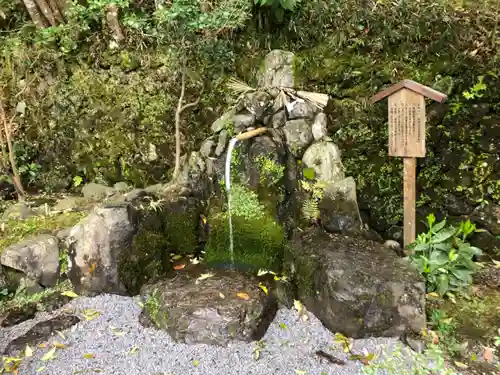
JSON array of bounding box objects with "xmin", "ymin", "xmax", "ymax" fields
[{"xmin": 224, "ymin": 137, "xmax": 239, "ymax": 269}]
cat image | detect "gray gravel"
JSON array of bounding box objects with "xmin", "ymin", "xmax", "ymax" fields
[{"xmin": 1, "ymin": 294, "xmax": 404, "ymax": 375}]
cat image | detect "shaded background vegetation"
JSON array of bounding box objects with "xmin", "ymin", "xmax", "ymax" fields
[{"xmin": 1, "ymin": 0, "xmax": 499, "ymax": 240}]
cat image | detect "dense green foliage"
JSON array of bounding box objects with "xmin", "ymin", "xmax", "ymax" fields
[
  {"xmin": 408, "ymin": 214, "xmax": 482, "ymax": 297},
  {"xmin": 1, "ymin": 0, "xmax": 499, "ymax": 235}
]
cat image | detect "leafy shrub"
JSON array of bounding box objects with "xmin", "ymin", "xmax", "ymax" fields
[
  {"xmin": 205, "ymin": 184, "xmax": 285, "ymax": 270},
  {"xmin": 408, "ymin": 214, "xmax": 482, "ymax": 297}
]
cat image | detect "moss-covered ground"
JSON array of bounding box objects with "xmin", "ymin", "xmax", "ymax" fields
[
  {"xmin": 0, "ymin": 211, "xmax": 87, "ymax": 252},
  {"xmin": 427, "ymin": 264, "xmax": 500, "ymax": 374}
]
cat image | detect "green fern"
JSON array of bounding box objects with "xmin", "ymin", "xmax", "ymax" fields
[
  {"xmin": 302, "ymin": 199, "xmax": 320, "ymax": 222},
  {"xmin": 300, "ymin": 179, "xmax": 327, "ymax": 222}
]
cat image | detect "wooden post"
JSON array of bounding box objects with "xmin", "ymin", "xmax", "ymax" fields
[
  {"xmin": 371, "ymin": 80, "xmax": 447, "ymax": 249},
  {"xmin": 403, "ymin": 157, "xmax": 416, "ymax": 247}
]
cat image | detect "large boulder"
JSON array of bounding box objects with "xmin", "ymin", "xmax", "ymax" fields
[
  {"xmin": 258, "ymin": 49, "xmax": 295, "ymax": 88},
  {"xmin": 139, "ymin": 270, "xmax": 277, "ymax": 346},
  {"xmin": 0, "ymin": 234, "xmax": 60, "ymax": 287},
  {"xmin": 66, "ymin": 203, "xmax": 139, "ymax": 295},
  {"xmin": 286, "ymin": 228, "xmax": 426, "ymax": 339},
  {"xmin": 302, "ymin": 141, "xmax": 344, "ymax": 183}
]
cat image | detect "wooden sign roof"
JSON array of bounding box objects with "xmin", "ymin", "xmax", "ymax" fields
[{"xmin": 370, "ymin": 79, "xmax": 447, "ymax": 104}]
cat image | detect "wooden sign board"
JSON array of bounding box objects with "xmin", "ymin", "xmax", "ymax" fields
[
  {"xmin": 370, "ymin": 80, "xmax": 447, "ymax": 248},
  {"xmin": 371, "ymin": 79, "xmax": 447, "ymax": 159},
  {"xmin": 387, "ymin": 88, "xmax": 426, "ymax": 157}
]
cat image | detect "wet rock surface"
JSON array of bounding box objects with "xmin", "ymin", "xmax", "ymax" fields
[{"xmin": 139, "ymin": 270, "xmax": 278, "ymax": 346}]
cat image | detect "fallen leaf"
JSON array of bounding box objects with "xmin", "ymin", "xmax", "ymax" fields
[
  {"xmin": 24, "ymin": 344, "xmax": 33, "ymax": 357},
  {"xmin": 218, "ymin": 292, "xmax": 225, "ymax": 299},
  {"xmin": 110, "ymin": 326, "xmax": 126, "ymax": 336},
  {"xmin": 83, "ymin": 353, "xmax": 95, "ymax": 359},
  {"xmin": 470, "ymin": 353, "xmax": 478, "ymax": 361},
  {"xmin": 483, "ymin": 347, "xmax": 494, "ymax": 362},
  {"xmin": 41, "ymin": 346, "xmax": 57, "ymax": 361},
  {"xmin": 36, "ymin": 366, "xmax": 46, "ymax": 372},
  {"xmin": 92, "ymin": 369, "xmax": 104, "ymax": 373},
  {"xmin": 295, "ymin": 370, "xmax": 307, "ymax": 374},
  {"xmin": 54, "ymin": 342, "xmax": 67, "ymax": 349},
  {"xmin": 171, "ymin": 254, "xmax": 183, "ymax": 260},
  {"xmin": 279, "ymin": 323, "xmax": 287, "ymax": 329},
  {"xmin": 88, "ymin": 262, "xmax": 97, "ymax": 274},
  {"xmin": 236, "ymin": 292, "xmax": 250, "ymax": 300},
  {"xmin": 192, "ymin": 359, "xmax": 200, "ymax": 367},
  {"xmin": 55, "ymin": 330, "xmax": 66, "ymax": 340},
  {"xmin": 454, "ymin": 361, "xmax": 469, "ymax": 369},
  {"xmin": 39, "ymin": 343, "xmax": 47, "ymax": 348},
  {"xmin": 128, "ymin": 346, "xmax": 138, "ymax": 355},
  {"xmin": 253, "ymin": 349, "xmax": 261, "ymax": 360},
  {"xmin": 173, "ymin": 264, "xmax": 185, "ymax": 270},
  {"xmin": 195, "ymin": 273, "xmax": 214, "ymax": 284},
  {"xmin": 82, "ymin": 309, "xmax": 101, "ymax": 321},
  {"xmin": 426, "ymin": 292, "xmax": 440, "ymax": 298},
  {"xmin": 258, "ymin": 284, "xmax": 269, "ymax": 295},
  {"xmin": 61, "ymin": 291, "xmax": 79, "ymax": 298}
]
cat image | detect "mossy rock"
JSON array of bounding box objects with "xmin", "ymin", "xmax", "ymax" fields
[
  {"xmin": 164, "ymin": 197, "xmax": 203, "ymax": 256},
  {"xmin": 204, "ymin": 212, "xmax": 285, "ymax": 272},
  {"xmin": 117, "ymin": 228, "xmax": 170, "ymax": 295},
  {"xmin": 118, "ymin": 196, "xmax": 205, "ymax": 294}
]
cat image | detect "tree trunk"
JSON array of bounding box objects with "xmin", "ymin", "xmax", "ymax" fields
[
  {"xmin": 22, "ymin": 0, "xmax": 48, "ymax": 28},
  {"xmin": 0, "ymin": 97, "xmax": 26, "ymax": 201},
  {"xmin": 172, "ymin": 67, "xmax": 186, "ymax": 182},
  {"xmin": 171, "ymin": 61, "xmax": 202, "ymax": 182},
  {"xmin": 34, "ymin": 0, "xmax": 57, "ymax": 26},
  {"xmin": 106, "ymin": 4, "xmax": 125, "ymax": 44},
  {"xmin": 47, "ymin": 0, "xmax": 64, "ymax": 23}
]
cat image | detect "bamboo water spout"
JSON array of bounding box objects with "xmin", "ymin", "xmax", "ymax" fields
[{"xmin": 235, "ymin": 127, "xmax": 267, "ymax": 141}]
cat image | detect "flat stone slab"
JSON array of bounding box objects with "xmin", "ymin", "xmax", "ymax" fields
[{"xmin": 139, "ymin": 270, "xmax": 278, "ymax": 346}]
